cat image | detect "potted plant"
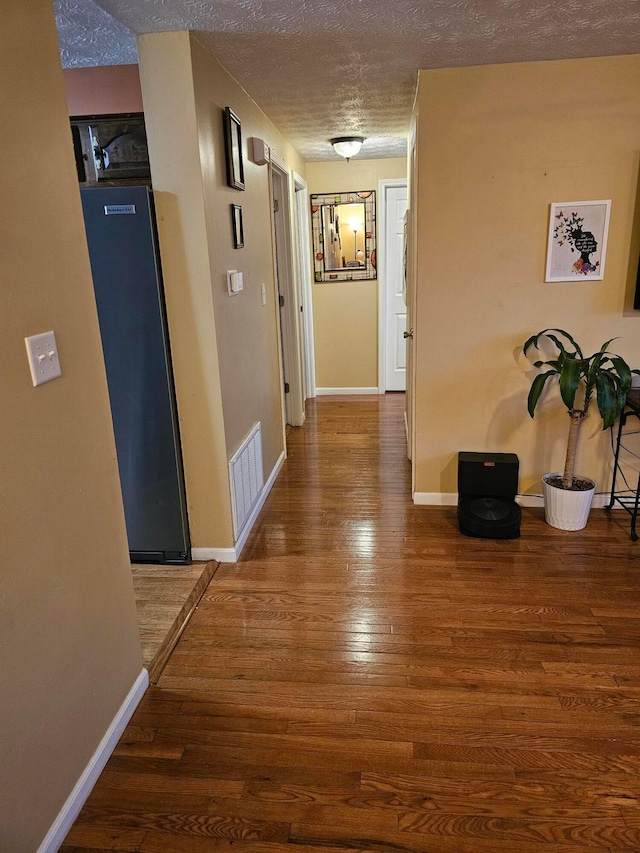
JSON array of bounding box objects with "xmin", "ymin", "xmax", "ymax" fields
[{"xmin": 523, "ymin": 328, "xmax": 638, "ymax": 530}]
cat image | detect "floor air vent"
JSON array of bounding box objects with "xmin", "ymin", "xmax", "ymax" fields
[{"xmin": 229, "ymin": 422, "xmax": 264, "ymax": 539}]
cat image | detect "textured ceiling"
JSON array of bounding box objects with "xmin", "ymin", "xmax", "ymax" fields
[{"xmin": 55, "ymin": 0, "xmax": 640, "ymax": 161}]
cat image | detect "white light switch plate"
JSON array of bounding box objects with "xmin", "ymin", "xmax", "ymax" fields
[
  {"xmin": 25, "ymin": 331, "xmax": 62, "ymax": 386},
  {"xmin": 227, "ymin": 270, "xmax": 243, "ymax": 295}
]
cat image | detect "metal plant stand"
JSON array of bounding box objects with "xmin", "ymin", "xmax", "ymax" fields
[{"xmin": 605, "ymin": 389, "xmax": 640, "ymax": 541}]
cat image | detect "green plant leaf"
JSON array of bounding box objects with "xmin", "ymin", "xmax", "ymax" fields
[
  {"xmin": 599, "ymin": 337, "xmax": 619, "ymax": 353},
  {"xmin": 611, "ymin": 356, "xmax": 632, "ymax": 389},
  {"xmin": 546, "ymin": 334, "xmax": 574, "ymax": 358},
  {"xmin": 547, "ymin": 329, "xmax": 583, "ymax": 358},
  {"xmin": 523, "ymin": 328, "xmax": 581, "ymax": 358},
  {"xmin": 594, "ymin": 371, "xmax": 618, "ymax": 429},
  {"xmin": 609, "ymin": 357, "xmax": 633, "ymax": 412},
  {"xmin": 523, "ymin": 333, "xmax": 542, "ymax": 356},
  {"xmin": 559, "ymin": 355, "xmax": 583, "ymax": 409},
  {"xmin": 527, "ymin": 370, "xmax": 556, "ymax": 418},
  {"xmin": 533, "ymin": 359, "xmax": 562, "ymax": 371}
]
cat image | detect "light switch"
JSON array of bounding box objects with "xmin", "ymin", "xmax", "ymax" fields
[
  {"xmin": 25, "ymin": 331, "xmax": 62, "ymax": 386},
  {"xmin": 261, "ymin": 283, "xmax": 267, "ymax": 305},
  {"xmin": 227, "ymin": 270, "xmax": 244, "ymax": 295}
]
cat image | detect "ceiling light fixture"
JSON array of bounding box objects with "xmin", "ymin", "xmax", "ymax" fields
[{"xmin": 330, "ymin": 136, "xmax": 365, "ymax": 162}]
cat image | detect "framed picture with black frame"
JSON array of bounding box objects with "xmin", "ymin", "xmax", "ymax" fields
[
  {"xmin": 231, "ymin": 204, "xmax": 244, "ymax": 248},
  {"xmin": 223, "ymin": 106, "xmax": 245, "ymax": 190}
]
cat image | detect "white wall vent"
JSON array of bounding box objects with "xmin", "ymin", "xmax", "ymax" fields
[{"xmin": 229, "ymin": 422, "xmax": 264, "ymax": 539}]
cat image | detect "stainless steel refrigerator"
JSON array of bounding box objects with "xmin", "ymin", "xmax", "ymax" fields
[{"xmin": 81, "ymin": 186, "xmax": 190, "ymax": 564}]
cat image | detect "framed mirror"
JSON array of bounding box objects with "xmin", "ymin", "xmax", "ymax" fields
[{"xmin": 310, "ymin": 190, "xmax": 376, "ymax": 281}]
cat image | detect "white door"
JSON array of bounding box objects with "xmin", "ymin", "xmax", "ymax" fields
[{"xmin": 384, "ymin": 184, "xmax": 408, "ymax": 391}]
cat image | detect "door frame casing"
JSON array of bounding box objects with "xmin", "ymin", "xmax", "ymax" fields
[
  {"xmin": 377, "ymin": 178, "xmax": 408, "ymax": 394},
  {"xmin": 270, "ymin": 150, "xmax": 305, "ymax": 427},
  {"xmin": 406, "ymin": 121, "xmax": 418, "ymax": 481},
  {"xmin": 293, "ymin": 171, "xmax": 316, "ymax": 399}
]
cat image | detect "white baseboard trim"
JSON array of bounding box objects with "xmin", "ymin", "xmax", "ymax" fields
[
  {"xmin": 413, "ymin": 492, "xmax": 457, "ymax": 506},
  {"xmin": 37, "ymin": 668, "xmax": 148, "ymax": 853},
  {"xmin": 191, "ymin": 546, "xmax": 238, "ymax": 562},
  {"xmin": 192, "ymin": 450, "xmax": 286, "ymax": 564},
  {"xmin": 413, "ymin": 492, "xmax": 614, "ymax": 508},
  {"xmin": 315, "ymin": 387, "xmax": 379, "ymax": 396}
]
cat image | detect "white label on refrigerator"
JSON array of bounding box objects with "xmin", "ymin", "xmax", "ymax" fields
[{"xmin": 104, "ymin": 205, "xmax": 136, "ymax": 215}]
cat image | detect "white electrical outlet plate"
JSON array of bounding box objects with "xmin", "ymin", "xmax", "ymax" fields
[{"xmin": 25, "ymin": 331, "xmax": 62, "ymax": 386}]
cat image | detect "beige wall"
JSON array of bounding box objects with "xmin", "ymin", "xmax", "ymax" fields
[
  {"xmin": 306, "ymin": 158, "xmax": 407, "ymax": 389},
  {"xmin": 1, "ymin": 4, "xmax": 143, "ymax": 850},
  {"xmin": 63, "ymin": 64, "xmax": 143, "ymax": 114},
  {"xmin": 191, "ymin": 36, "xmax": 305, "ymax": 471},
  {"xmin": 412, "ymin": 56, "xmax": 640, "ymax": 497},
  {"xmin": 138, "ymin": 32, "xmax": 305, "ymax": 548}
]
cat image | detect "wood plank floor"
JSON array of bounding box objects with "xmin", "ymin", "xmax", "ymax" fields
[
  {"xmin": 132, "ymin": 561, "xmax": 219, "ymax": 682},
  {"xmin": 62, "ymin": 394, "xmax": 640, "ymax": 852}
]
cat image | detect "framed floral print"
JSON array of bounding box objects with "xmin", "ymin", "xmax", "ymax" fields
[{"xmin": 545, "ymin": 200, "xmax": 611, "ymax": 282}]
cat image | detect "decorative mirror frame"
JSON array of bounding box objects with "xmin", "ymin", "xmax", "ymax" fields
[{"xmin": 310, "ymin": 190, "xmax": 376, "ymax": 281}]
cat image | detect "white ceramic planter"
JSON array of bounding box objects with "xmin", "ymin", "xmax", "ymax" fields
[{"xmin": 542, "ymin": 473, "xmax": 596, "ymax": 531}]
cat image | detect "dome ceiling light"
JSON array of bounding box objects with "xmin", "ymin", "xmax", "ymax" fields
[{"xmin": 330, "ymin": 136, "xmax": 365, "ymax": 162}]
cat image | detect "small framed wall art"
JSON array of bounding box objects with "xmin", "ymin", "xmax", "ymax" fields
[
  {"xmin": 223, "ymin": 106, "xmax": 245, "ymax": 190},
  {"xmin": 231, "ymin": 204, "xmax": 244, "ymax": 248},
  {"xmin": 545, "ymin": 200, "xmax": 611, "ymax": 282}
]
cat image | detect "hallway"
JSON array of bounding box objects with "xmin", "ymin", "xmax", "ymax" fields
[{"xmin": 62, "ymin": 394, "xmax": 640, "ymax": 851}]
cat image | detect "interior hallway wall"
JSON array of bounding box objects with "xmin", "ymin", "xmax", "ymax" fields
[
  {"xmin": 138, "ymin": 32, "xmax": 306, "ymax": 549},
  {"xmin": 412, "ymin": 55, "xmax": 640, "ymax": 498},
  {"xmin": 306, "ymin": 158, "xmax": 407, "ymax": 390},
  {"xmin": 190, "ymin": 36, "xmax": 306, "ymax": 472},
  {"xmin": 1, "ymin": 3, "xmax": 143, "ymax": 850}
]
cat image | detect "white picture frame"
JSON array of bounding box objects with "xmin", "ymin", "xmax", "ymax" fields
[{"xmin": 545, "ymin": 199, "xmax": 611, "ymax": 282}]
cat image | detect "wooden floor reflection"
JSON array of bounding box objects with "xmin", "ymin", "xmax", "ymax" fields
[{"xmin": 62, "ymin": 393, "xmax": 640, "ymax": 852}]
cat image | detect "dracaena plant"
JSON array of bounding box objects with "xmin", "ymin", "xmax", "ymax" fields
[{"xmin": 523, "ymin": 329, "xmax": 638, "ymax": 490}]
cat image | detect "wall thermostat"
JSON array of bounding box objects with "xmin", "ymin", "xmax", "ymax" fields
[{"xmin": 251, "ymin": 137, "xmax": 270, "ymax": 166}]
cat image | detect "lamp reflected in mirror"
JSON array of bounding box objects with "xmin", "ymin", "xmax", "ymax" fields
[
  {"xmin": 322, "ymin": 202, "xmax": 365, "ymax": 271},
  {"xmin": 349, "ymin": 214, "xmax": 363, "ymax": 264}
]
